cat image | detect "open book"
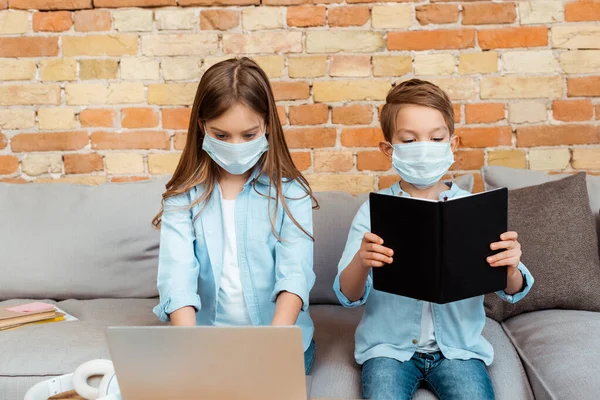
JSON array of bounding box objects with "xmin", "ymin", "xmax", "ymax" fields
[{"xmin": 369, "ymin": 188, "xmax": 508, "ymax": 304}]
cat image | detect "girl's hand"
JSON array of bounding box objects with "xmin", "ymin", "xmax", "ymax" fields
[
  {"xmin": 358, "ymin": 232, "xmax": 394, "ymax": 269},
  {"xmin": 488, "ymin": 231, "xmax": 522, "ymax": 277}
]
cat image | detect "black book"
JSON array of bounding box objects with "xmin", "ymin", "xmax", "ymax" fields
[{"xmin": 369, "ymin": 188, "xmax": 508, "ymax": 304}]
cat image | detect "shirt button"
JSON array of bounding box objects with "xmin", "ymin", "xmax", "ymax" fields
[{"xmin": 412, "ymin": 339, "xmax": 418, "ymax": 345}]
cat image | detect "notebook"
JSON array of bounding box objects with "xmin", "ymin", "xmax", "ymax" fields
[{"xmin": 369, "ymin": 188, "xmax": 508, "ymax": 304}]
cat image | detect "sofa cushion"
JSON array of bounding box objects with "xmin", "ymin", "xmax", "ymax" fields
[
  {"xmin": 482, "ymin": 166, "xmax": 600, "ymax": 251},
  {"xmin": 0, "ymin": 298, "xmax": 164, "ymax": 399},
  {"xmin": 311, "ymin": 193, "xmax": 366, "ymax": 304},
  {"xmin": 0, "ymin": 179, "xmax": 168, "ymax": 300},
  {"xmin": 310, "ymin": 175, "xmax": 474, "ymax": 305},
  {"xmin": 503, "ymin": 309, "xmax": 600, "ymax": 400},
  {"xmin": 309, "ymin": 305, "xmax": 533, "ymax": 400},
  {"xmin": 0, "ymin": 298, "xmax": 163, "ymax": 377},
  {"xmin": 485, "ymin": 173, "xmax": 600, "ymax": 321}
]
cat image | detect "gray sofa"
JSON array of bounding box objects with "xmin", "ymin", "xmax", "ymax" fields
[{"xmin": 1, "ymin": 168, "xmax": 599, "ymax": 399}]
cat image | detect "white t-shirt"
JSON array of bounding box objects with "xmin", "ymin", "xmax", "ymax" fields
[
  {"xmin": 214, "ymin": 198, "xmax": 252, "ymax": 326},
  {"xmin": 417, "ymin": 301, "xmax": 440, "ymax": 353}
]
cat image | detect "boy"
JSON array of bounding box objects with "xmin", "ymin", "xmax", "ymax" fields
[{"xmin": 333, "ymin": 79, "xmax": 534, "ymax": 400}]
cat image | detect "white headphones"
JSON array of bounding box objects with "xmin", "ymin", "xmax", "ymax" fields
[{"xmin": 24, "ymin": 359, "xmax": 121, "ymax": 400}]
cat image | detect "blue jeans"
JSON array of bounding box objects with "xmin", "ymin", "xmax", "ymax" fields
[
  {"xmin": 362, "ymin": 352, "xmax": 494, "ymax": 400},
  {"xmin": 304, "ymin": 339, "xmax": 315, "ymax": 375}
]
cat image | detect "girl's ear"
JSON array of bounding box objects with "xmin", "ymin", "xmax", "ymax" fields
[
  {"xmin": 379, "ymin": 141, "xmax": 393, "ymax": 161},
  {"xmin": 450, "ymin": 134, "xmax": 460, "ymax": 153}
]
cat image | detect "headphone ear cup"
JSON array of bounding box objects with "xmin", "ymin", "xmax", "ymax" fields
[
  {"xmin": 73, "ymin": 360, "xmax": 115, "ymax": 399},
  {"xmin": 98, "ymin": 371, "xmax": 119, "ymax": 396}
]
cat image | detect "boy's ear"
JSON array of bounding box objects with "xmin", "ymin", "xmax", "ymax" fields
[
  {"xmin": 450, "ymin": 134, "xmax": 460, "ymax": 152},
  {"xmin": 379, "ymin": 141, "xmax": 393, "ymax": 160}
]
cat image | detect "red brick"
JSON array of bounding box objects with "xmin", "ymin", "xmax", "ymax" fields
[
  {"xmin": 416, "ymin": 4, "xmax": 459, "ymax": 25},
  {"xmin": 289, "ymin": 104, "xmax": 328, "ymax": 125},
  {"xmin": 328, "ymin": 6, "xmax": 370, "ymax": 27},
  {"xmin": 287, "ymin": 5, "xmax": 326, "ymax": 27},
  {"xmin": 0, "ymin": 177, "xmax": 28, "ymax": 184},
  {"xmin": 456, "ymin": 127, "xmax": 512, "ymax": 148},
  {"xmin": 465, "ymin": 103, "xmax": 504, "ymax": 124},
  {"xmin": 11, "ymin": 132, "xmax": 88, "ymax": 152},
  {"xmin": 0, "ymin": 133, "xmax": 6, "ymax": 150},
  {"xmin": 450, "ymin": 149, "xmax": 485, "ymax": 170},
  {"xmin": 162, "ymin": 108, "xmax": 192, "ymax": 130},
  {"xmin": 341, "ymin": 128, "xmax": 385, "ymax": 147},
  {"xmin": 93, "ymin": 0, "xmax": 176, "ymax": 7},
  {"xmin": 357, "ymin": 151, "xmax": 391, "ymax": 171},
  {"xmin": 272, "ymin": 82, "xmax": 310, "ymax": 101},
  {"xmin": 346, "ymin": 0, "xmax": 414, "ymax": 3},
  {"xmin": 462, "ymin": 3, "xmax": 516, "ymax": 25},
  {"xmin": 33, "ymin": 11, "xmax": 72, "ymax": 32},
  {"xmin": 111, "ymin": 176, "xmax": 150, "ymax": 183},
  {"xmin": 0, "ymin": 0, "xmax": 7, "ymax": 9},
  {"xmin": 74, "ymin": 10, "xmax": 111, "ymax": 32},
  {"xmin": 565, "ymin": 0, "xmax": 600, "ymax": 21},
  {"xmin": 174, "ymin": 132, "xmax": 187, "ymax": 150},
  {"xmin": 121, "ymin": 108, "xmax": 160, "ymax": 129},
  {"xmin": 277, "ymin": 106, "xmax": 287, "ymax": 125},
  {"xmin": 517, "ymin": 125, "xmax": 599, "ymax": 147},
  {"xmin": 291, "ymin": 151, "xmax": 311, "ymax": 171},
  {"xmin": 200, "ymin": 10, "xmax": 239, "ymax": 30},
  {"xmin": 595, "ymin": 104, "xmax": 600, "ymax": 120},
  {"xmin": 284, "ymin": 128, "xmax": 336, "ymax": 149},
  {"xmin": 91, "ymin": 131, "xmax": 170, "ymax": 150},
  {"xmin": 332, "ymin": 104, "xmax": 373, "ymax": 125},
  {"xmin": 0, "ymin": 156, "xmax": 18, "ymax": 175},
  {"xmin": 64, "ymin": 153, "xmax": 104, "ymax": 174},
  {"xmin": 9, "ymin": 0, "xmax": 92, "ymax": 10},
  {"xmin": 552, "ymin": 100, "xmax": 593, "ymax": 122},
  {"xmin": 567, "ymin": 77, "xmax": 600, "ymax": 97},
  {"xmin": 478, "ymin": 27, "xmax": 548, "ymax": 50},
  {"xmin": 453, "ymin": 104, "xmax": 461, "ymax": 123},
  {"xmin": 378, "ymin": 175, "xmax": 398, "ymax": 190},
  {"xmin": 388, "ymin": 29, "xmax": 475, "ymax": 51},
  {"xmin": 80, "ymin": 109, "xmax": 116, "ymax": 128},
  {"xmin": 0, "ymin": 38, "xmax": 59, "ymax": 58}
]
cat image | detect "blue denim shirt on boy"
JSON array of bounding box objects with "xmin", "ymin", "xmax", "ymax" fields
[
  {"xmin": 334, "ymin": 181, "xmax": 534, "ymax": 366},
  {"xmin": 153, "ymin": 168, "xmax": 315, "ymax": 351}
]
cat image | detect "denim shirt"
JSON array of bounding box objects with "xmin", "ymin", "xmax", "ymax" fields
[
  {"xmin": 333, "ymin": 181, "xmax": 534, "ymax": 366},
  {"xmin": 153, "ymin": 169, "xmax": 315, "ymax": 351}
]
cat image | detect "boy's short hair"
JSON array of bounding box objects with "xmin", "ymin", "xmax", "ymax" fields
[{"xmin": 380, "ymin": 79, "xmax": 454, "ymax": 142}]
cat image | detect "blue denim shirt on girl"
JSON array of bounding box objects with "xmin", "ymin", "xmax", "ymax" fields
[
  {"xmin": 153, "ymin": 168, "xmax": 316, "ymax": 351},
  {"xmin": 333, "ymin": 181, "xmax": 534, "ymax": 366}
]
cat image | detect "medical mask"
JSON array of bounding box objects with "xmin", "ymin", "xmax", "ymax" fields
[
  {"xmin": 391, "ymin": 142, "xmax": 455, "ymax": 189},
  {"xmin": 202, "ymin": 127, "xmax": 269, "ymax": 175}
]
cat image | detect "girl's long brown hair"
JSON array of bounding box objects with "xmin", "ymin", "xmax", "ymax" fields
[{"xmin": 152, "ymin": 57, "xmax": 318, "ymax": 240}]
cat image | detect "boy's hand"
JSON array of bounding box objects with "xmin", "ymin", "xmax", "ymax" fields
[
  {"xmin": 358, "ymin": 232, "xmax": 394, "ymax": 269},
  {"xmin": 488, "ymin": 231, "xmax": 522, "ymax": 277}
]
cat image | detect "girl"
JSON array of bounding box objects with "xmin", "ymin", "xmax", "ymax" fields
[{"xmin": 152, "ymin": 58, "xmax": 317, "ymax": 374}]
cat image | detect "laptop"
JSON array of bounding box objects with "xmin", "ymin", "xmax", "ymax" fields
[{"xmin": 106, "ymin": 326, "xmax": 310, "ymax": 400}]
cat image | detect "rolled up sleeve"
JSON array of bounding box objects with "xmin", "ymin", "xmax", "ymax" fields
[
  {"xmin": 153, "ymin": 192, "xmax": 202, "ymax": 323},
  {"xmin": 495, "ymin": 262, "xmax": 534, "ymax": 304},
  {"xmin": 333, "ymin": 201, "xmax": 372, "ymax": 308},
  {"xmin": 270, "ymin": 182, "xmax": 316, "ymax": 312}
]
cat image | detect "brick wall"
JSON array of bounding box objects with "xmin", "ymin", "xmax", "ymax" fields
[{"xmin": 0, "ymin": 0, "xmax": 599, "ymax": 193}]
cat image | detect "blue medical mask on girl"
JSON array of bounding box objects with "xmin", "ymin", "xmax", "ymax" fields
[
  {"xmin": 391, "ymin": 141, "xmax": 455, "ymax": 190},
  {"xmin": 201, "ymin": 124, "xmax": 269, "ymax": 175}
]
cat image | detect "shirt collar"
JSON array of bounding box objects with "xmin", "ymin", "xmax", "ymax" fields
[{"xmin": 390, "ymin": 180, "xmax": 460, "ymax": 201}]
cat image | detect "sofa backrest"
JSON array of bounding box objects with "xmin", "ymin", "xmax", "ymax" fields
[{"xmin": 0, "ymin": 178, "xmax": 167, "ymax": 301}]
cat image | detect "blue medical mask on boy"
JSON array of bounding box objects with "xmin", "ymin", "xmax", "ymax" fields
[
  {"xmin": 391, "ymin": 142, "xmax": 455, "ymax": 189},
  {"xmin": 202, "ymin": 125, "xmax": 269, "ymax": 175}
]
